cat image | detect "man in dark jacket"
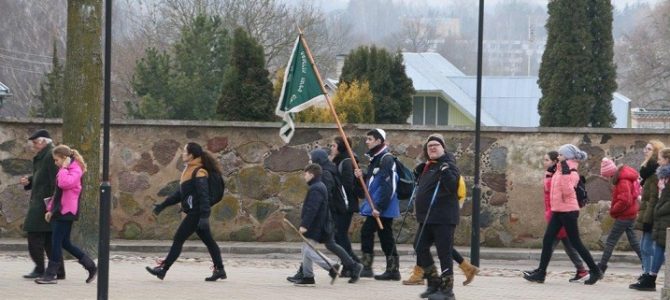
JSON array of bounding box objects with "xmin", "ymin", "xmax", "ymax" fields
[
  {"xmin": 413, "ymin": 134, "xmax": 460, "ymax": 300},
  {"xmin": 292, "ymin": 163, "xmax": 362, "ymax": 286},
  {"xmin": 354, "ymin": 128, "xmax": 401, "ymax": 280},
  {"xmin": 19, "ymin": 129, "xmax": 65, "ymax": 279}
]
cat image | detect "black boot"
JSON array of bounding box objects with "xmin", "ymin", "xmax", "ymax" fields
[
  {"xmin": 629, "ymin": 273, "xmax": 656, "ymax": 291},
  {"xmin": 286, "ymin": 264, "xmax": 304, "ymax": 283},
  {"xmin": 421, "ymin": 265, "xmax": 440, "ymax": 298},
  {"xmin": 35, "ymin": 261, "xmax": 60, "ymax": 284},
  {"xmin": 78, "ymin": 255, "xmax": 97, "ymax": 283},
  {"xmin": 328, "ymin": 263, "xmax": 342, "ymax": 285},
  {"xmin": 146, "ymin": 262, "xmax": 169, "ymax": 280},
  {"xmin": 374, "ymin": 256, "xmax": 401, "ymax": 281},
  {"xmin": 348, "ymin": 263, "xmax": 363, "ymax": 284},
  {"xmin": 428, "ymin": 273, "xmax": 456, "ymax": 300},
  {"xmin": 584, "ymin": 268, "xmax": 602, "ymax": 285},
  {"xmin": 523, "ymin": 268, "xmax": 546, "ymax": 283},
  {"xmin": 57, "ymin": 263, "xmax": 66, "ymax": 280},
  {"xmin": 597, "ymin": 262, "xmax": 607, "ymax": 276},
  {"xmin": 360, "ymin": 253, "xmax": 374, "ymax": 278},
  {"xmin": 23, "ymin": 267, "xmax": 43, "ymax": 279},
  {"xmin": 205, "ymin": 266, "xmax": 227, "ymax": 281}
]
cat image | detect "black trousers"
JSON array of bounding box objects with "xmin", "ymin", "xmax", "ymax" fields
[
  {"xmin": 361, "ymin": 216, "xmax": 397, "ymax": 256},
  {"xmin": 413, "ymin": 231, "xmax": 464, "ymax": 265},
  {"xmin": 415, "ymin": 223, "xmax": 455, "ymax": 275},
  {"xmin": 538, "ymin": 211, "xmax": 597, "ymax": 271},
  {"xmin": 27, "ymin": 232, "xmax": 64, "ymax": 275},
  {"xmin": 164, "ymin": 214, "xmax": 223, "ymax": 269},
  {"xmin": 333, "ymin": 212, "xmax": 357, "ymax": 259}
]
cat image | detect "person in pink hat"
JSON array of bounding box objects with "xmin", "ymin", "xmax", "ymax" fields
[{"xmin": 597, "ymin": 157, "xmax": 642, "ymax": 276}]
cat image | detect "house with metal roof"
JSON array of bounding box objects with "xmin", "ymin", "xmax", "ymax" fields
[
  {"xmin": 403, "ymin": 52, "xmax": 631, "ymax": 128},
  {"xmin": 0, "ymin": 81, "xmax": 11, "ymax": 108}
]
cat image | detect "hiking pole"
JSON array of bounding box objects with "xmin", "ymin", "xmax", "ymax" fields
[
  {"xmin": 414, "ymin": 179, "xmax": 441, "ymax": 251},
  {"xmin": 283, "ymin": 218, "xmax": 340, "ymax": 280},
  {"xmin": 395, "ymin": 186, "xmax": 418, "ymax": 242}
]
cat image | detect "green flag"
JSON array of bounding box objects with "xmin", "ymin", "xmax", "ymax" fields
[{"xmin": 275, "ymin": 35, "xmax": 326, "ymax": 143}]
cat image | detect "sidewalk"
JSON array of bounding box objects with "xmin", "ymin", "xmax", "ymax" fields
[{"xmin": 0, "ymin": 238, "xmax": 644, "ymax": 263}]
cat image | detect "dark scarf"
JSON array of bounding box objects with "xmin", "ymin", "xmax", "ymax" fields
[
  {"xmin": 365, "ymin": 144, "xmax": 386, "ymax": 159},
  {"xmin": 546, "ymin": 164, "xmax": 557, "ymax": 178},
  {"xmin": 640, "ymin": 159, "xmax": 659, "ymax": 186}
]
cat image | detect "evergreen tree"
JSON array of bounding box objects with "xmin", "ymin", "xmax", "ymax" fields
[
  {"xmin": 32, "ymin": 42, "xmax": 64, "ymax": 118},
  {"xmin": 339, "ymin": 46, "xmax": 414, "ymax": 124},
  {"xmin": 218, "ymin": 27, "xmax": 274, "ymax": 121},
  {"xmin": 538, "ymin": 0, "xmax": 616, "ymax": 127},
  {"xmin": 588, "ymin": 0, "xmax": 617, "ymax": 127},
  {"xmin": 129, "ymin": 15, "xmax": 229, "ymax": 120}
]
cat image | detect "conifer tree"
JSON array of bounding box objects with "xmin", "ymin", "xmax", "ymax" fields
[{"xmin": 32, "ymin": 42, "xmax": 64, "ymax": 118}]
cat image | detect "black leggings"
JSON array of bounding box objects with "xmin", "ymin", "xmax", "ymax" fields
[
  {"xmin": 333, "ymin": 212, "xmax": 356, "ymax": 259},
  {"xmin": 413, "ymin": 228, "xmax": 464, "ymax": 265},
  {"xmin": 164, "ymin": 214, "xmax": 223, "ymax": 269},
  {"xmin": 361, "ymin": 216, "xmax": 397, "ymax": 256},
  {"xmin": 539, "ymin": 211, "xmax": 597, "ymax": 271},
  {"xmin": 415, "ymin": 223, "xmax": 455, "ymax": 275}
]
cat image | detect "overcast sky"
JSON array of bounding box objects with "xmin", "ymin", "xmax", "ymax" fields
[{"xmin": 311, "ymin": 0, "xmax": 661, "ymax": 12}]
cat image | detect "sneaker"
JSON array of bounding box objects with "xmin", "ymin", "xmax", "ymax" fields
[
  {"xmin": 569, "ymin": 269, "xmax": 589, "ymax": 283},
  {"xmin": 523, "ymin": 269, "xmax": 546, "ymax": 283},
  {"xmin": 293, "ymin": 277, "xmax": 316, "ymax": 286},
  {"xmin": 328, "ymin": 264, "xmax": 342, "ymax": 285}
]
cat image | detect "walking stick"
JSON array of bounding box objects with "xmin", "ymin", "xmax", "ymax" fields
[
  {"xmin": 395, "ymin": 186, "xmax": 418, "ymax": 242},
  {"xmin": 283, "ymin": 218, "xmax": 340, "ymax": 281},
  {"xmin": 414, "ymin": 179, "xmax": 441, "ymax": 251}
]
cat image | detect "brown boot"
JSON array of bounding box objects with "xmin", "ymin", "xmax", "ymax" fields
[
  {"xmin": 459, "ymin": 260, "xmax": 479, "ymax": 285},
  {"xmin": 402, "ymin": 265, "xmax": 425, "ymax": 285}
]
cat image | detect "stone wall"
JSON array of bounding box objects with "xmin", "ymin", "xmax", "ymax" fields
[{"xmin": 0, "ymin": 118, "xmax": 667, "ymax": 249}]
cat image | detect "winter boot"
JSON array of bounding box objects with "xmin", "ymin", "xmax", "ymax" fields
[
  {"xmin": 78, "ymin": 255, "xmax": 97, "ymax": 283},
  {"xmin": 205, "ymin": 266, "xmax": 227, "ymax": 281},
  {"xmin": 597, "ymin": 262, "xmax": 608, "ymax": 276},
  {"xmin": 459, "ymin": 260, "xmax": 479, "ymax": 286},
  {"xmin": 360, "ymin": 253, "xmax": 374, "ymax": 278},
  {"xmin": 403, "ymin": 265, "xmax": 425, "ymax": 285},
  {"xmin": 428, "ymin": 273, "xmax": 456, "ymax": 300},
  {"xmin": 286, "ymin": 264, "xmax": 304, "ymax": 283},
  {"xmin": 35, "ymin": 261, "xmax": 60, "ymax": 284},
  {"xmin": 23, "ymin": 267, "xmax": 43, "ymax": 279},
  {"xmin": 629, "ymin": 273, "xmax": 656, "ymax": 291},
  {"xmin": 328, "ymin": 263, "xmax": 342, "ymax": 285},
  {"xmin": 523, "ymin": 268, "xmax": 546, "ymax": 283},
  {"xmin": 374, "ymin": 255, "xmax": 401, "ymax": 281},
  {"xmin": 146, "ymin": 260, "xmax": 169, "ymax": 280},
  {"xmin": 293, "ymin": 276, "xmax": 315, "ymax": 286},
  {"xmin": 584, "ymin": 268, "xmax": 602, "ymax": 285},
  {"xmin": 348, "ymin": 263, "xmax": 363, "ymax": 284},
  {"xmin": 420, "ymin": 265, "xmax": 440, "ymax": 298},
  {"xmin": 56, "ymin": 263, "xmax": 66, "ymax": 280}
]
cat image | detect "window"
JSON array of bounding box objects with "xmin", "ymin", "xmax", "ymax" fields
[{"xmin": 412, "ymin": 95, "xmax": 449, "ymax": 125}]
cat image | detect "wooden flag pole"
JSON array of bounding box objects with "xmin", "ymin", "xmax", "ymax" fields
[{"xmin": 297, "ymin": 30, "xmax": 384, "ymax": 230}]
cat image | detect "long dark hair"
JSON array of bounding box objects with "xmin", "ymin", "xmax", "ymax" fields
[
  {"xmin": 333, "ymin": 136, "xmax": 352, "ymax": 157},
  {"xmin": 547, "ymin": 151, "xmax": 559, "ymax": 163},
  {"xmin": 186, "ymin": 142, "xmax": 222, "ymax": 175}
]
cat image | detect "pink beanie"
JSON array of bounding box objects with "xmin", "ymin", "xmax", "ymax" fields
[{"xmin": 600, "ymin": 158, "xmax": 617, "ymax": 178}]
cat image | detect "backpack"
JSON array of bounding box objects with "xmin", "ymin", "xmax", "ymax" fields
[
  {"xmin": 570, "ymin": 169, "xmax": 588, "ymax": 208},
  {"xmin": 323, "ymin": 168, "xmax": 348, "ymax": 214},
  {"xmin": 382, "ymin": 153, "xmax": 416, "ymax": 200},
  {"xmin": 457, "ymin": 176, "xmax": 467, "ymax": 208},
  {"xmin": 191, "ymin": 167, "xmax": 225, "ymax": 206}
]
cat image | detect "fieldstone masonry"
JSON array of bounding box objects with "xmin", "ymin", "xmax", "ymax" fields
[{"xmin": 0, "ymin": 119, "xmax": 668, "ymax": 250}]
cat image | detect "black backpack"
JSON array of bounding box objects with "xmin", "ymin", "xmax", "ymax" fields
[
  {"xmin": 571, "ymin": 169, "xmax": 588, "ymax": 208},
  {"xmin": 382, "ymin": 153, "xmax": 416, "ymax": 200},
  {"xmin": 323, "ymin": 168, "xmax": 348, "ymax": 214},
  {"xmin": 191, "ymin": 167, "xmax": 225, "ymax": 206}
]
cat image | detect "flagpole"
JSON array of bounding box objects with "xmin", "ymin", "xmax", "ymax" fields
[{"xmin": 297, "ymin": 30, "xmax": 384, "ymax": 230}]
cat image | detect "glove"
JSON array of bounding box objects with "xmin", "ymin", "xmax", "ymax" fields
[
  {"xmin": 198, "ymin": 218, "xmax": 210, "ymax": 231},
  {"xmin": 560, "ymin": 161, "xmax": 570, "ymax": 175},
  {"xmin": 643, "ymin": 223, "xmax": 652, "ymax": 232},
  {"xmin": 152, "ymin": 204, "xmax": 165, "ymax": 216}
]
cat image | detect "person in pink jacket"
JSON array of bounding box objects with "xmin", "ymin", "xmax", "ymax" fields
[
  {"xmin": 524, "ymin": 144, "xmax": 602, "ymax": 285},
  {"xmin": 35, "ymin": 145, "xmax": 97, "ymax": 284},
  {"xmin": 524, "ymin": 151, "xmax": 588, "ymax": 282}
]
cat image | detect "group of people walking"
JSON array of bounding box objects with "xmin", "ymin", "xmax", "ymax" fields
[{"xmin": 523, "ymin": 141, "xmax": 668, "ymax": 292}]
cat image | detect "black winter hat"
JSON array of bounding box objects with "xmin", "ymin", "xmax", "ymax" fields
[{"xmin": 28, "ymin": 129, "xmax": 51, "ymax": 140}]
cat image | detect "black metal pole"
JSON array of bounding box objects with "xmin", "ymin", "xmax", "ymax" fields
[
  {"xmin": 471, "ymin": 0, "xmax": 485, "ymax": 267},
  {"xmin": 98, "ymin": 0, "xmax": 112, "ymax": 299}
]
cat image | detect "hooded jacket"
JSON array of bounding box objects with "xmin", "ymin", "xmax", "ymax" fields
[
  {"xmin": 156, "ymin": 157, "xmax": 212, "ymax": 218},
  {"xmin": 652, "ymin": 164, "xmax": 670, "ymax": 246},
  {"xmin": 549, "ymin": 160, "xmax": 581, "ymax": 212},
  {"xmin": 413, "ymin": 152, "xmax": 460, "ymax": 225},
  {"xmin": 609, "ymin": 165, "xmax": 640, "ymax": 220},
  {"xmin": 359, "ymin": 146, "xmax": 400, "ymax": 218},
  {"xmin": 636, "ymin": 160, "xmax": 659, "ymax": 230},
  {"xmin": 333, "ymin": 152, "xmax": 360, "ymax": 213},
  {"xmin": 300, "ymin": 175, "xmax": 331, "ymax": 243},
  {"xmin": 544, "ymin": 164, "xmax": 567, "ymax": 239},
  {"xmin": 47, "ymin": 160, "xmax": 84, "ymax": 221}
]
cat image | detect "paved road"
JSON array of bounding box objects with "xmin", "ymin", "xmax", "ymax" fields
[{"xmin": 0, "ymin": 251, "xmax": 662, "ymax": 300}]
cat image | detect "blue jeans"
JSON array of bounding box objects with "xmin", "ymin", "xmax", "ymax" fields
[
  {"xmin": 640, "ymin": 231, "xmax": 654, "ymax": 273},
  {"xmin": 50, "ymin": 220, "xmax": 85, "ymax": 263},
  {"xmin": 599, "ymin": 219, "xmax": 641, "ymax": 266},
  {"xmin": 651, "ymin": 241, "xmax": 665, "ymax": 274}
]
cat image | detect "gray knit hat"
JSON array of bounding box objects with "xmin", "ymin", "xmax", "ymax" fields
[{"xmin": 558, "ymin": 144, "xmax": 588, "ymax": 161}]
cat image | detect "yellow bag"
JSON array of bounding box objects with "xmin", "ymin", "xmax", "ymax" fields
[{"xmin": 457, "ymin": 176, "xmax": 466, "ymax": 208}]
